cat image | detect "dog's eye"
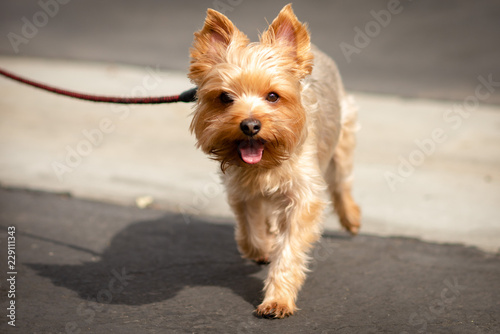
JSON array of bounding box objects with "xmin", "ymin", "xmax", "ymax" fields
[
  {"xmin": 219, "ymin": 92, "xmax": 234, "ymax": 104},
  {"xmin": 266, "ymin": 92, "xmax": 279, "ymax": 103}
]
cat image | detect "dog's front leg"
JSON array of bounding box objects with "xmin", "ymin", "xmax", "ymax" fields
[
  {"xmin": 230, "ymin": 197, "xmax": 274, "ymax": 264},
  {"xmin": 256, "ymin": 197, "xmax": 324, "ymax": 318}
]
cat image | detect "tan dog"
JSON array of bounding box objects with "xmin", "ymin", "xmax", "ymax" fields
[{"xmin": 188, "ymin": 4, "xmax": 360, "ymax": 318}]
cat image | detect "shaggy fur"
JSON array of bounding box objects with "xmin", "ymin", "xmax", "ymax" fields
[{"xmin": 188, "ymin": 4, "xmax": 361, "ymax": 318}]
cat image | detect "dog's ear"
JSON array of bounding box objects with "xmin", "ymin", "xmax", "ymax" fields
[
  {"xmin": 260, "ymin": 4, "xmax": 313, "ymax": 78},
  {"xmin": 189, "ymin": 9, "xmax": 249, "ymax": 83}
]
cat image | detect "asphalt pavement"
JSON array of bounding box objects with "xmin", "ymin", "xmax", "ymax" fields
[
  {"xmin": 0, "ymin": 1, "xmax": 500, "ymax": 333},
  {"xmin": 1, "ymin": 0, "xmax": 500, "ymax": 103},
  {"xmin": 1, "ymin": 187, "xmax": 499, "ymax": 333}
]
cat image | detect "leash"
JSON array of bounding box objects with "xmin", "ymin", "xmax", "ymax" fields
[{"xmin": 0, "ymin": 67, "xmax": 197, "ymax": 104}]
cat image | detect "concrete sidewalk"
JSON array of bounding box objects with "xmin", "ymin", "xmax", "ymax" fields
[{"xmin": 0, "ymin": 56, "xmax": 499, "ymax": 253}]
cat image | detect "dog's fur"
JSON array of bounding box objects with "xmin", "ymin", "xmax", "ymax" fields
[{"xmin": 188, "ymin": 4, "xmax": 361, "ymax": 318}]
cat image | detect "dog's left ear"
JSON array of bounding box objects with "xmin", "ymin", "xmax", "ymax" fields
[
  {"xmin": 261, "ymin": 4, "xmax": 313, "ymax": 78},
  {"xmin": 189, "ymin": 9, "xmax": 249, "ymax": 84}
]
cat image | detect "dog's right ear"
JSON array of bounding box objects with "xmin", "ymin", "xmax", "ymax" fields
[
  {"xmin": 189, "ymin": 9, "xmax": 249, "ymax": 83},
  {"xmin": 260, "ymin": 4, "xmax": 313, "ymax": 79}
]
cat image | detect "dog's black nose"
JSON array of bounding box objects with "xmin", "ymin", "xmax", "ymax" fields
[{"xmin": 240, "ymin": 118, "xmax": 261, "ymax": 137}]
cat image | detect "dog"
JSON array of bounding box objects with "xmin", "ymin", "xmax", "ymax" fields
[{"xmin": 188, "ymin": 4, "xmax": 361, "ymax": 318}]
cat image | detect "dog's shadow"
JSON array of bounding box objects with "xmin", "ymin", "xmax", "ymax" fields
[{"xmin": 27, "ymin": 214, "xmax": 264, "ymax": 307}]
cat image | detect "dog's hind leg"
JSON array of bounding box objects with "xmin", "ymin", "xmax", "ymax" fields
[{"xmin": 324, "ymin": 97, "xmax": 361, "ymax": 235}]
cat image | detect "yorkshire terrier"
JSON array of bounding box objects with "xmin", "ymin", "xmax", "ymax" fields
[{"xmin": 188, "ymin": 4, "xmax": 361, "ymax": 318}]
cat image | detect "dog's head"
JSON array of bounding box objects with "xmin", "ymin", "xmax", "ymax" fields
[{"xmin": 188, "ymin": 4, "xmax": 313, "ymax": 171}]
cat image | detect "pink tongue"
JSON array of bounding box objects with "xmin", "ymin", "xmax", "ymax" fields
[{"xmin": 238, "ymin": 140, "xmax": 264, "ymax": 164}]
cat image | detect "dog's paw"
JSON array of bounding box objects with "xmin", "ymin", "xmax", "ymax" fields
[
  {"xmin": 255, "ymin": 301, "xmax": 295, "ymax": 319},
  {"xmin": 340, "ymin": 202, "xmax": 361, "ymax": 236}
]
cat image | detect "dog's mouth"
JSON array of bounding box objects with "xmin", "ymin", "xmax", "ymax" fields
[{"xmin": 238, "ymin": 139, "xmax": 265, "ymax": 164}]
